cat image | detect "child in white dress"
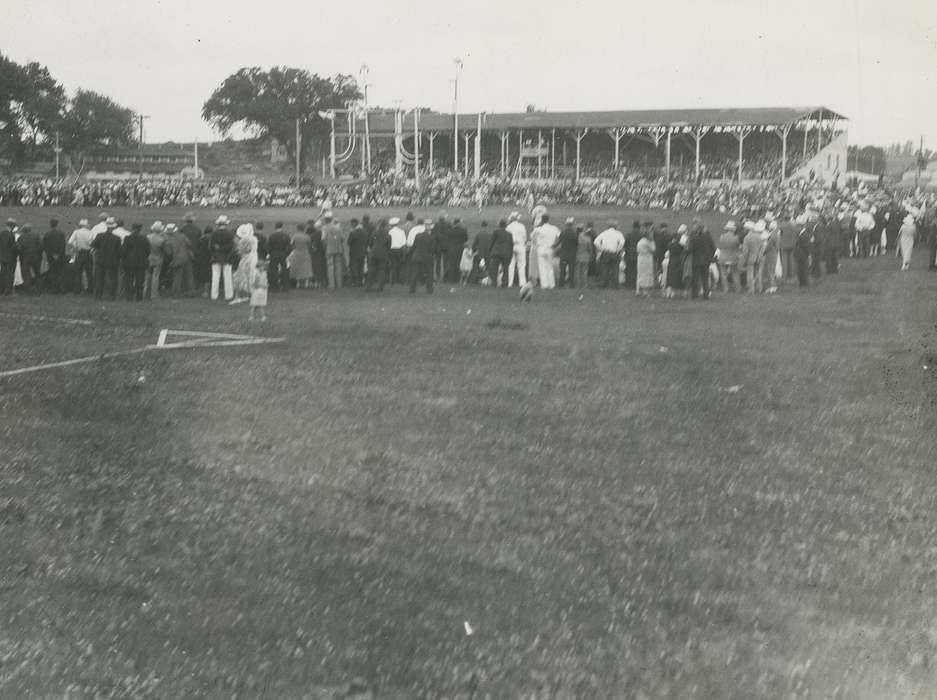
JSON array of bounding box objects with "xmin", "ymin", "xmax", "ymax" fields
[
  {"xmin": 249, "ymin": 259, "xmax": 268, "ymax": 321},
  {"xmin": 459, "ymin": 242, "xmax": 474, "ymax": 285}
]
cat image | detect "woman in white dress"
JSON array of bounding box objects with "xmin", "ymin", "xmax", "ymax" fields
[
  {"xmin": 898, "ymin": 214, "xmax": 916, "ymax": 271},
  {"xmin": 231, "ymin": 223, "xmax": 258, "ymax": 304}
]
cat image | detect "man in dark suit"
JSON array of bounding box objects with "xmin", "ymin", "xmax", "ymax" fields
[
  {"xmin": 366, "ymin": 222, "xmax": 391, "ymax": 291},
  {"xmin": 346, "ymin": 218, "xmax": 369, "ymax": 287},
  {"xmin": 16, "ymin": 223, "xmax": 43, "ymax": 294},
  {"xmin": 687, "ymin": 220, "xmax": 716, "ymax": 299},
  {"xmin": 180, "ymin": 212, "xmax": 202, "ymax": 252},
  {"xmin": 121, "ymin": 223, "xmax": 151, "ymax": 301},
  {"xmin": 488, "ymin": 219, "xmax": 514, "ymax": 287},
  {"xmin": 307, "ymin": 219, "xmax": 327, "ymax": 288},
  {"xmin": 0, "ymin": 218, "xmax": 17, "ymax": 295},
  {"xmin": 446, "ymin": 217, "xmax": 468, "ymax": 283},
  {"xmin": 408, "ymin": 220, "xmax": 435, "ymax": 294},
  {"xmin": 209, "ymin": 215, "xmax": 236, "ymax": 301},
  {"xmin": 823, "ymin": 213, "xmax": 841, "ymax": 274},
  {"xmin": 432, "ymin": 213, "xmax": 451, "ymax": 282},
  {"xmin": 556, "ymin": 217, "xmax": 579, "ymax": 288},
  {"xmin": 267, "ymin": 222, "xmax": 293, "ymax": 291},
  {"xmin": 624, "ymin": 221, "xmax": 641, "ymax": 290},
  {"xmin": 472, "ymin": 221, "xmax": 493, "ymax": 284},
  {"xmin": 43, "ymin": 218, "xmax": 67, "ymax": 293},
  {"xmin": 92, "ymin": 218, "xmax": 122, "ymax": 300}
]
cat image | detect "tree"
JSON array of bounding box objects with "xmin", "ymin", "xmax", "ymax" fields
[
  {"xmin": 16, "ymin": 62, "xmax": 66, "ymax": 160},
  {"xmin": 202, "ymin": 67, "xmax": 361, "ymax": 172},
  {"xmin": 0, "ymin": 51, "xmax": 29, "ymax": 163},
  {"xmin": 60, "ymin": 89, "xmax": 136, "ymax": 169}
]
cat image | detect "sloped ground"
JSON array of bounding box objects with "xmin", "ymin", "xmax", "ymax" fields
[{"xmin": 0, "ymin": 247, "xmax": 935, "ymax": 699}]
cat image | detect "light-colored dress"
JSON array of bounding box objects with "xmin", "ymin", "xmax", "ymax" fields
[
  {"xmin": 636, "ymin": 236, "xmax": 656, "ymax": 289},
  {"xmin": 289, "ymin": 231, "xmax": 313, "ymax": 281},
  {"xmin": 234, "ymin": 227, "xmax": 258, "ymax": 296},
  {"xmin": 899, "ymin": 222, "xmax": 916, "ymax": 268},
  {"xmin": 527, "ymin": 229, "xmax": 540, "ymax": 282}
]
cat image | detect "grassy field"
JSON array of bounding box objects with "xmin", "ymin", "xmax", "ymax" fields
[{"xmin": 1, "ymin": 205, "xmax": 936, "ymax": 699}]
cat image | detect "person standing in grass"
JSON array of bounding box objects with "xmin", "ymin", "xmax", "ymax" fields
[
  {"xmin": 267, "ymin": 222, "xmax": 293, "ymax": 292},
  {"xmin": 506, "ymin": 212, "xmax": 527, "ymax": 287},
  {"xmin": 459, "ymin": 240, "xmax": 474, "ymax": 286},
  {"xmin": 209, "ymin": 215, "xmax": 235, "ymax": 301},
  {"xmin": 717, "ymin": 221, "xmax": 740, "ymax": 293},
  {"xmin": 534, "ymin": 215, "xmax": 561, "ymax": 289},
  {"xmin": 249, "ymin": 259, "xmax": 268, "ymax": 321},
  {"xmin": 408, "ymin": 219, "xmax": 434, "ymax": 294},
  {"xmin": 366, "ymin": 219, "xmax": 391, "ymax": 292},
  {"xmin": 0, "ymin": 218, "xmax": 18, "ymax": 296},
  {"xmin": 635, "ymin": 227, "xmax": 656, "ymax": 297},
  {"xmin": 92, "ymin": 217, "xmax": 122, "ymax": 300},
  {"xmin": 67, "ymin": 218, "xmax": 94, "ymax": 295},
  {"xmin": 15, "ymin": 224, "xmax": 42, "ymax": 294},
  {"xmin": 793, "ymin": 216, "xmax": 811, "ymax": 287},
  {"xmin": 575, "ymin": 225, "xmax": 593, "ymax": 290},
  {"xmin": 168, "ymin": 223, "xmax": 195, "ymax": 297},
  {"xmin": 289, "ymin": 223, "xmax": 314, "ymax": 289},
  {"xmin": 322, "ymin": 212, "xmax": 346, "ymax": 290},
  {"xmin": 740, "ymin": 220, "xmax": 766, "ymax": 294},
  {"xmin": 898, "ymin": 214, "xmax": 917, "ymax": 271},
  {"xmin": 121, "ymin": 223, "xmax": 150, "ymax": 301},
  {"xmin": 488, "ymin": 219, "xmax": 514, "ymax": 287},
  {"xmin": 447, "ymin": 217, "xmax": 468, "ymax": 283},
  {"xmin": 43, "ymin": 218, "xmax": 66, "ymax": 294},
  {"xmin": 387, "ymin": 217, "xmax": 406, "ymax": 285},
  {"xmin": 346, "ymin": 218, "xmax": 369, "ymax": 288},
  {"xmin": 593, "ymin": 221, "xmax": 625, "ymax": 289},
  {"xmin": 664, "ymin": 229, "xmax": 687, "ymax": 298},
  {"xmin": 556, "ymin": 217, "xmax": 579, "ymax": 289}
]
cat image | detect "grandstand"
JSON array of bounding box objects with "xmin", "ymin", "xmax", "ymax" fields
[{"xmin": 332, "ymin": 106, "xmax": 847, "ymax": 186}]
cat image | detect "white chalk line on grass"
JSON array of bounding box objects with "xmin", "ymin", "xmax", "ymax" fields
[
  {"xmin": 0, "ymin": 337, "xmax": 285, "ymax": 379},
  {"xmin": 0, "ymin": 312, "xmax": 93, "ymax": 326}
]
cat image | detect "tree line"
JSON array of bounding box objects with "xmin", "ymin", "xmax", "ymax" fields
[{"xmin": 0, "ymin": 51, "xmax": 137, "ymax": 172}]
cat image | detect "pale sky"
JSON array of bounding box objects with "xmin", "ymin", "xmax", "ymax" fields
[{"xmin": 2, "ymin": 0, "xmax": 935, "ymax": 148}]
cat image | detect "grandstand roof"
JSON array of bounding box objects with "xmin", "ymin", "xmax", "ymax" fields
[{"xmin": 361, "ymin": 106, "xmax": 846, "ymax": 136}]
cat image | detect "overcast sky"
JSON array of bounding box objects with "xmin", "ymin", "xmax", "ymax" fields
[{"xmin": 2, "ymin": 0, "xmax": 935, "ymax": 148}]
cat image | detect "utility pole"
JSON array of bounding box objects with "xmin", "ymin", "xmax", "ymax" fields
[
  {"xmin": 295, "ymin": 118, "xmax": 302, "ymax": 189},
  {"xmin": 453, "ymin": 58, "xmax": 462, "ymax": 174},
  {"xmin": 360, "ymin": 64, "xmax": 371, "ymax": 172},
  {"xmin": 135, "ymin": 114, "xmax": 149, "ymax": 178},
  {"xmin": 916, "ymin": 135, "xmax": 924, "ymax": 188},
  {"xmin": 54, "ymin": 130, "xmax": 61, "ymax": 179}
]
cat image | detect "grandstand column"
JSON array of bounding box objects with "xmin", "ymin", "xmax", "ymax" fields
[
  {"xmin": 665, "ymin": 128, "xmax": 672, "ymax": 182},
  {"xmin": 428, "ymin": 132, "xmax": 436, "ymax": 172},
  {"xmin": 518, "ymin": 129, "xmax": 523, "ymax": 179},
  {"xmin": 779, "ymin": 123, "xmax": 793, "ymax": 180},
  {"xmin": 551, "ymin": 128, "xmax": 556, "ymax": 178},
  {"xmin": 732, "ymin": 127, "xmax": 752, "ymax": 184},
  {"xmin": 692, "ymin": 126, "xmax": 707, "ymax": 180},
  {"xmin": 816, "ymin": 109, "xmax": 824, "ymax": 155},
  {"xmin": 463, "ymin": 132, "xmax": 471, "ymax": 177},
  {"xmin": 500, "ymin": 131, "xmax": 508, "ymax": 176},
  {"xmin": 608, "ymin": 127, "xmax": 624, "ymax": 170},
  {"xmin": 414, "ymin": 108, "xmax": 421, "ymax": 188},
  {"xmin": 574, "ymin": 129, "xmax": 588, "ymax": 182},
  {"xmin": 475, "ymin": 114, "xmax": 482, "ymax": 180},
  {"xmin": 537, "ymin": 129, "xmax": 543, "ymax": 179},
  {"xmin": 329, "ymin": 111, "xmax": 337, "ymax": 179}
]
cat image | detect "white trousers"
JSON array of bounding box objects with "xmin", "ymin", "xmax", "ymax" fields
[
  {"xmin": 508, "ymin": 245, "xmax": 527, "ymax": 287},
  {"xmin": 537, "ymin": 249, "xmax": 555, "ymax": 288},
  {"xmin": 211, "ymin": 263, "xmax": 233, "ymax": 300}
]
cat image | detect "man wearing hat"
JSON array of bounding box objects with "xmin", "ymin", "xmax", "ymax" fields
[
  {"xmin": 488, "ymin": 219, "xmax": 514, "ymax": 287},
  {"xmin": 623, "ymin": 221, "xmax": 642, "ymax": 290},
  {"xmin": 91, "ymin": 217, "xmax": 122, "ymax": 300},
  {"xmin": 180, "ymin": 212, "xmax": 202, "ymax": 253},
  {"xmin": 43, "ymin": 218, "xmax": 67, "ymax": 294},
  {"xmin": 687, "ymin": 221, "xmax": 716, "ymax": 299},
  {"xmin": 67, "ymin": 218, "xmax": 94, "ymax": 295},
  {"xmin": 740, "ymin": 220, "xmax": 767, "ymax": 294},
  {"xmin": 210, "ymin": 215, "xmax": 235, "ymax": 301},
  {"xmin": 388, "ymin": 217, "xmax": 407, "ymax": 285},
  {"xmin": 593, "ymin": 220, "xmax": 625, "ymax": 289},
  {"xmin": 267, "ymin": 221, "xmax": 294, "ymax": 292},
  {"xmin": 90, "ymin": 212, "xmax": 109, "ymax": 241},
  {"xmin": 407, "ymin": 218, "xmax": 435, "ymax": 294},
  {"xmin": 446, "ymin": 217, "xmax": 468, "ymax": 284},
  {"xmin": 0, "ymin": 218, "xmax": 18, "ymax": 295},
  {"xmin": 505, "ymin": 212, "xmax": 528, "ymax": 288},
  {"xmin": 346, "ymin": 219, "xmax": 369, "ymax": 288},
  {"xmin": 121, "ymin": 223, "xmax": 151, "ymax": 301},
  {"xmin": 168, "ymin": 223, "xmax": 195, "ymax": 297},
  {"xmin": 322, "ymin": 212, "xmax": 346, "ymax": 290},
  {"xmin": 432, "ymin": 212, "xmax": 450, "ymax": 282},
  {"xmin": 717, "ymin": 221, "xmax": 741, "ymax": 292},
  {"xmin": 366, "ymin": 219, "xmax": 391, "ymax": 292},
  {"xmin": 555, "ymin": 217, "xmax": 578, "ymax": 288},
  {"xmin": 16, "ymin": 223, "xmax": 42, "ymax": 294},
  {"xmin": 145, "ymin": 222, "xmax": 169, "ymax": 299}
]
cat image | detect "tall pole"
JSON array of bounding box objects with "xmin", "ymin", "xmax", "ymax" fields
[
  {"xmin": 551, "ymin": 128, "xmax": 556, "ymax": 178},
  {"xmin": 474, "ymin": 113, "xmax": 482, "ymax": 179},
  {"xmin": 414, "ymin": 109, "xmax": 421, "ymax": 188},
  {"xmin": 463, "ymin": 133, "xmax": 471, "ymax": 177},
  {"xmin": 360, "ymin": 64, "xmax": 371, "ymax": 172},
  {"xmin": 329, "ymin": 111, "xmax": 337, "ymax": 179},
  {"xmin": 537, "ymin": 129, "xmax": 542, "ymax": 179},
  {"xmin": 453, "ymin": 58, "xmax": 462, "ymax": 174},
  {"xmin": 518, "ymin": 128, "xmax": 523, "ymax": 179},
  {"xmin": 193, "ymin": 140, "xmax": 199, "ymax": 177},
  {"xmin": 781, "ymin": 126, "xmax": 788, "ymax": 181},
  {"xmin": 665, "ymin": 128, "xmax": 672, "ymax": 182},
  {"xmin": 295, "ymin": 118, "xmax": 301, "ymax": 188},
  {"xmin": 54, "ymin": 130, "xmax": 61, "ymax": 179},
  {"xmin": 817, "ymin": 109, "xmax": 823, "ymax": 156},
  {"xmin": 136, "ymin": 114, "xmax": 149, "ymax": 178},
  {"xmin": 803, "ymin": 121, "xmax": 808, "ymax": 163}
]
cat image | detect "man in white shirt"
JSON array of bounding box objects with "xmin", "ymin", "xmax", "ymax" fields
[
  {"xmin": 67, "ymin": 218, "xmax": 94, "ymax": 294},
  {"xmin": 406, "ymin": 221, "xmax": 426, "ymax": 248},
  {"xmin": 506, "ymin": 212, "xmax": 528, "ymax": 287},
  {"xmin": 531, "ymin": 203, "xmax": 548, "ymax": 229},
  {"xmin": 593, "ymin": 221, "xmax": 625, "ymax": 288},
  {"xmin": 90, "ymin": 212, "xmax": 108, "ymax": 240},
  {"xmin": 533, "ymin": 214, "xmax": 560, "ymax": 289},
  {"xmin": 388, "ymin": 216, "xmax": 407, "ymax": 285}
]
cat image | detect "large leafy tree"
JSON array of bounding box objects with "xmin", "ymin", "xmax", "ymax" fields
[
  {"xmin": 0, "ymin": 51, "xmax": 29, "ymax": 163},
  {"xmin": 16, "ymin": 62, "xmax": 67, "ymax": 159},
  {"xmin": 202, "ymin": 67, "xmax": 361, "ymax": 171},
  {"xmin": 60, "ymin": 89, "xmax": 136, "ymax": 170}
]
